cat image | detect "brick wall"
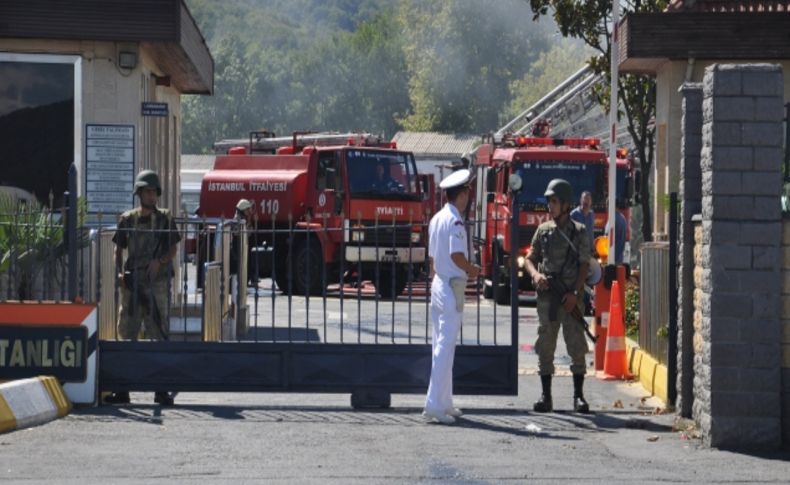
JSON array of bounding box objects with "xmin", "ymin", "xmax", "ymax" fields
[
  {"xmin": 782, "ymin": 218, "xmax": 790, "ymax": 444},
  {"xmin": 694, "ymin": 64, "xmax": 783, "ymax": 449}
]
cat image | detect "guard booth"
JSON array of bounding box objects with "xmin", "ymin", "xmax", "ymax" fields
[{"xmin": 94, "ymin": 211, "xmax": 521, "ymax": 407}]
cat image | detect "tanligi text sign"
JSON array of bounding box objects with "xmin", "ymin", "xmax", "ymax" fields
[{"xmin": 0, "ymin": 326, "xmax": 88, "ymax": 382}]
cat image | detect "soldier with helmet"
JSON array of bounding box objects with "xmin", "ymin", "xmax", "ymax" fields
[
  {"xmin": 104, "ymin": 169, "xmax": 181, "ymax": 406},
  {"xmin": 524, "ymin": 178, "xmax": 592, "ymax": 413}
]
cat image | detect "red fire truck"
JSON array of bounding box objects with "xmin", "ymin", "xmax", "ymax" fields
[
  {"xmin": 197, "ymin": 132, "xmax": 427, "ymax": 298},
  {"xmin": 471, "ymin": 133, "xmax": 637, "ymax": 304}
]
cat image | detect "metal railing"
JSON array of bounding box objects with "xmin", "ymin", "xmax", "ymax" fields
[
  {"xmin": 639, "ymin": 241, "xmax": 670, "ymax": 364},
  {"xmin": 77, "ymin": 215, "xmax": 513, "ymax": 348}
]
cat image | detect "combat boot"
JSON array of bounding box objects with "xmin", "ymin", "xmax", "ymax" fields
[
  {"xmin": 573, "ymin": 374, "xmax": 590, "ymax": 413},
  {"xmin": 533, "ymin": 375, "xmax": 553, "ymax": 412},
  {"xmin": 104, "ymin": 391, "xmax": 130, "ymax": 405}
]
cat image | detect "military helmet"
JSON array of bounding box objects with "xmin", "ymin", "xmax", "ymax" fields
[
  {"xmin": 134, "ymin": 169, "xmax": 161, "ymax": 196},
  {"xmin": 544, "ymin": 178, "xmax": 573, "ymax": 205},
  {"xmin": 236, "ymin": 198, "xmax": 252, "ymax": 212}
]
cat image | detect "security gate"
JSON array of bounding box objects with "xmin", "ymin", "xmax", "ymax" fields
[
  {"xmin": 0, "ymin": 174, "xmax": 522, "ymax": 407},
  {"xmin": 94, "ymin": 212, "xmax": 521, "ymax": 406}
]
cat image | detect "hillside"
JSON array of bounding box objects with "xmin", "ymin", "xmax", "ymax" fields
[{"xmin": 182, "ymin": 0, "xmax": 590, "ymax": 153}]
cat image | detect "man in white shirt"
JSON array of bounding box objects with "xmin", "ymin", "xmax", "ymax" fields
[{"xmin": 423, "ymin": 169, "xmax": 481, "ymax": 424}]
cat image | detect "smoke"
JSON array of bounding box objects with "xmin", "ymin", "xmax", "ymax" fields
[{"xmin": 182, "ymin": 0, "xmax": 564, "ymax": 151}]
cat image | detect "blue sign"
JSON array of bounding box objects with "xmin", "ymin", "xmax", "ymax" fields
[{"xmin": 142, "ymin": 102, "xmax": 168, "ymax": 117}]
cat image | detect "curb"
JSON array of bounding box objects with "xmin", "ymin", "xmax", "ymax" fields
[
  {"xmin": 626, "ymin": 339, "xmax": 668, "ymax": 403},
  {"xmin": 0, "ymin": 376, "xmax": 72, "ymax": 434}
]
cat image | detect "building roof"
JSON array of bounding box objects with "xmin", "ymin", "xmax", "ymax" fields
[
  {"xmin": 391, "ymin": 132, "xmax": 478, "ymax": 160},
  {"xmin": 667, "ymin": 0, "xmax": 790, "ymax": 12},
  {"xmin": 618, "ymin": 7, "xmax": 790, "ymax": 73},
  {"xmin": 0, "ymin": 0, "xmax": 213, "ymax": 94}
]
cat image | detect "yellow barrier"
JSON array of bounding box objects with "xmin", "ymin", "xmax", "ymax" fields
[{"xmin": 626, "ymin": 339, "xmax": 668, "ymax": 403}]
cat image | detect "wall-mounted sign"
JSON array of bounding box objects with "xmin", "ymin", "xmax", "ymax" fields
[
  {"xmin": 0, "ymin": 326, "xmax": 88, "ymax": 382},
  {"xmin": 142, "ymin": 102, "xmax": 168, "ymax": 117},
  {"xmin": 0, "ymin": 303, "xmax": 98, "ymax": 405},
  {"xmin": 85, "ymin": 124, "xmax": 135, "ymax": 214}
]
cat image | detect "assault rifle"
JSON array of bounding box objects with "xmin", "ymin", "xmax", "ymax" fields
[{"xmin": 545, "ymin": 274, "xmax": 597, "ymax": 343}]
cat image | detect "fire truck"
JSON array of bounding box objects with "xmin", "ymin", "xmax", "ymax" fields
[
  {"xmin": 470, "ymin": 132, "xmax": 637, "ymax": 304},
  {"xmin": 197, "ymin": 132, "xmax": 427, "ymax": 298}
]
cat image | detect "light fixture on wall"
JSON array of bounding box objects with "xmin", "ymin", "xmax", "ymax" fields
[{"xmin": 118, "ymin": 51, "xmax": 137, "ymax": 70}]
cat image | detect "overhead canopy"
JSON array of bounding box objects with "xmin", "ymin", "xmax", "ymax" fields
[
  {"xmin": 0, "ymin": 0, "xmax": 213, "ymax": 94},
  {"xmin": 618, "ymin": 3, "xmax": 790, "ymax": 74}
]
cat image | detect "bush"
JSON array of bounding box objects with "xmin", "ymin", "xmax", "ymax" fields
[{"xmin": 624, "ymin": 283, "xmax": 639, "ymax": 339}]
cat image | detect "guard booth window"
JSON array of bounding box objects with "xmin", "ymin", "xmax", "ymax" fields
[{"xmin": 0, "ymin": 56, "xmax": 79, "ymax": 207}]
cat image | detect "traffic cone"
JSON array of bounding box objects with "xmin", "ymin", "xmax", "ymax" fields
[{"xmin": 599, "ymin": 280, "xmax": 632, "ymax": 380}]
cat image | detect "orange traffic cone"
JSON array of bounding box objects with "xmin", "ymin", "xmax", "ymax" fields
[{"xmin": 599, "ymin": 280, "xmax": 632, "ymax": 380}]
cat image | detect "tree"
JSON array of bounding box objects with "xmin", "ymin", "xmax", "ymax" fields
[
  {"xmin": 504, "ymin": 39, "xmax": 592, "ymax": 123},
  {"xmin": 528, "ymin": 0, "xmax": 669, "ymax": 243},
  {"xmin": 398, "ymin": 0, "xmax": 552, "ymax": 133}
]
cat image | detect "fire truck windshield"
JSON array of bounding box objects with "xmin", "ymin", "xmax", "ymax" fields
[
  {"xmin": 515, "ymin": 161, "xmax": 608, "ymax": 210},
  {"xmin": 346, "ymin": 150, "xmax": 420, "ymax": 200}
]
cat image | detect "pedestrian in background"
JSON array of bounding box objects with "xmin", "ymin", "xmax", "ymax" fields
[
  {"xmin": 525, "ymin": 179, "xmax": 591, "ymax": 413},
  {"xmin": 229, "ymin": 198, "xmax": 253, "ymax": 318},
  {"xmin": 423, "ymin": 168, "xmax": 480, "ymax": 424},
  {"xmin": 104, "ymin": 170, "xmax": 180, "ymax": 406},
  {"xmin": 570, "ymin": 190, "xmax": 594, "ymax": 250}
]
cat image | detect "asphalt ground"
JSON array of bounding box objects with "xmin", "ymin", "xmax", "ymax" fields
[{"xmin": 2, "ymin": 292, "xmax": 789, "ymax": 483}]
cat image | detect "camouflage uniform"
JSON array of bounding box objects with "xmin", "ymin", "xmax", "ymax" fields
[
  {"xmin": 528, "ymin": 219, "xmax": 591, "ymax": 375},
  {"xmin": 113, "ymin": 208, "xmax": 180, "ymax": 340}
]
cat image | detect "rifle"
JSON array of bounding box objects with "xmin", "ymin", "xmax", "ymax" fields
[
  {"xmin": 545, "ymin": 274, "xmax": 598, "ymax": 343},
  {"xmin": 125, "ymin": 269, "xmax": 170, "ymax": 341}
]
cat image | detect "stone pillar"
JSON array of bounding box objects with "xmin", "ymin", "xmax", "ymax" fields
[
  {"xmin": 677, "ymin": 83, "xmax": 703, "ymax": 418},
  {"xmin": 695, "ymin": 64, "xmax": 784, "ymax": 449}
]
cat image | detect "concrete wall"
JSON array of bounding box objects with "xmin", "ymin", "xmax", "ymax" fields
[{"xmin": 0, "ymin": 38, "xmax": 183, "ymax": 213}]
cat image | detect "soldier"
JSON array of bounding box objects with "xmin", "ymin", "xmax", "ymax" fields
[
  {"xmin": 229, "ymin": 198, "xmax": 253, "ymax": 317},
  {"xmin": 423, "ymin": 168, "xmax": 480, "ymax": 424},
  {"xmin": 525, "ymin": 179, "xmax": 592, "ymax": 413},
  {"xmin": 104, "ymin": 170, "xmax": 181, "ymax": 406}
]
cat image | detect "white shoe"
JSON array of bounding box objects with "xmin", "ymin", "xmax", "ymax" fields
[
  {"xmin": 445, "ymin": 407, "xmax": 463, "ymax": 417},
  {"xmin": 422, "ymin": 410, "xmax": 455, "ymax": 424}
]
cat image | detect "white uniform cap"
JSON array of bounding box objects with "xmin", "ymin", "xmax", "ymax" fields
[
  {"xmin": 439, "ymin": 169, "xmax": 472, "ymax": 190},
  {"xmin": 236, "ymin": 198, "xmax": 253, "ymax": 211}
]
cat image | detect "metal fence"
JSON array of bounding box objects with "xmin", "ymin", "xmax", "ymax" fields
[
  {"xmin": 639, "ymin": 241, "xmax": 669, "ymax": 364},
  {"xmin": 0, "ymin": 206, "xmax": 514, "ymax": 348}
]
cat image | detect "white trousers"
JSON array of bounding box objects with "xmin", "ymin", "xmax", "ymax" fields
[{"xmin": 425, "ymin": 277, "xmax": 462, "ymax": 414}]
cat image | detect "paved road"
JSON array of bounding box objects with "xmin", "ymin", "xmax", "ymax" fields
[
  {"xmin": 3, "ymin": 297, "xmax": 790, "ymax": 483},
  {"xmin": 2, "ymin": 377, "xmax": 789, "ymax": 483}
]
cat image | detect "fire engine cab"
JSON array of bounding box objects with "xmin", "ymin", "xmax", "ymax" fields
[
  {"xmin": 197, "ymin": 132, "xmax": 427, "ymax": 298},
  {"xmin": 470, "ymin": 133, "xmax": 637, "ymax": 304}
]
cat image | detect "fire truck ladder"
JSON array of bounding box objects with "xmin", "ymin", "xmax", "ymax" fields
[
  {"xmin": 496, "ymin": 65, "xmax": 631, "ymax": 149},
  {"xmin": 214, "ymin": 132, "xmax": 388, "ymax": 154}
]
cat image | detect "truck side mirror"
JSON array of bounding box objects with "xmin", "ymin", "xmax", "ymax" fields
[
  {"xmin": 334, "ymin": 190, "xmax": 343, "ymax": 214},
  {"xmin": 326, "ymin": 167, "xmax": 337, "ymax": 190},
  {"xmin": 632, "ymin": 168, "xmax": 642, "ymax": 204}
]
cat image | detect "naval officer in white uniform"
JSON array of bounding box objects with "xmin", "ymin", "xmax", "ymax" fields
[{"xmin": 423, "ymin": 168, "xmax": 480, "ymax": 424}]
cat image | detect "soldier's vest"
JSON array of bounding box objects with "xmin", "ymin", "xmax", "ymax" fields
[
  {"xmin": 536, "ymin": 220, "xmax": 585, "ymax": 288},
  {"xmin": 119, "ymin": 208, "xmax": 174, "ymax": 279}
]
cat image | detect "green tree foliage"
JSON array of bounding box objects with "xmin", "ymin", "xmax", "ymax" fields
[
  {"xmin": 505, "ymin": 39, "xmax": 592, "ymax": 122},
  {"xmin": 528, "ymin": 0, "xmax": 669, "ymax": 243},
  {"xmin": 181, "ymin": 0, "xmax": 566, "ymax": 152},
  {"xmin": 398, "ymin": 0, "xmax": 552, "ymax": 133}
]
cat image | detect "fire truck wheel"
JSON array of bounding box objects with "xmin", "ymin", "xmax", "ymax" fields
[
  {"xmin": 376, "ymin": 268, "xmax": 408, "ymax": 300},
  {"xmin": 289, "ymin": 241, "xmax": 325, "ymax": 296}
]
